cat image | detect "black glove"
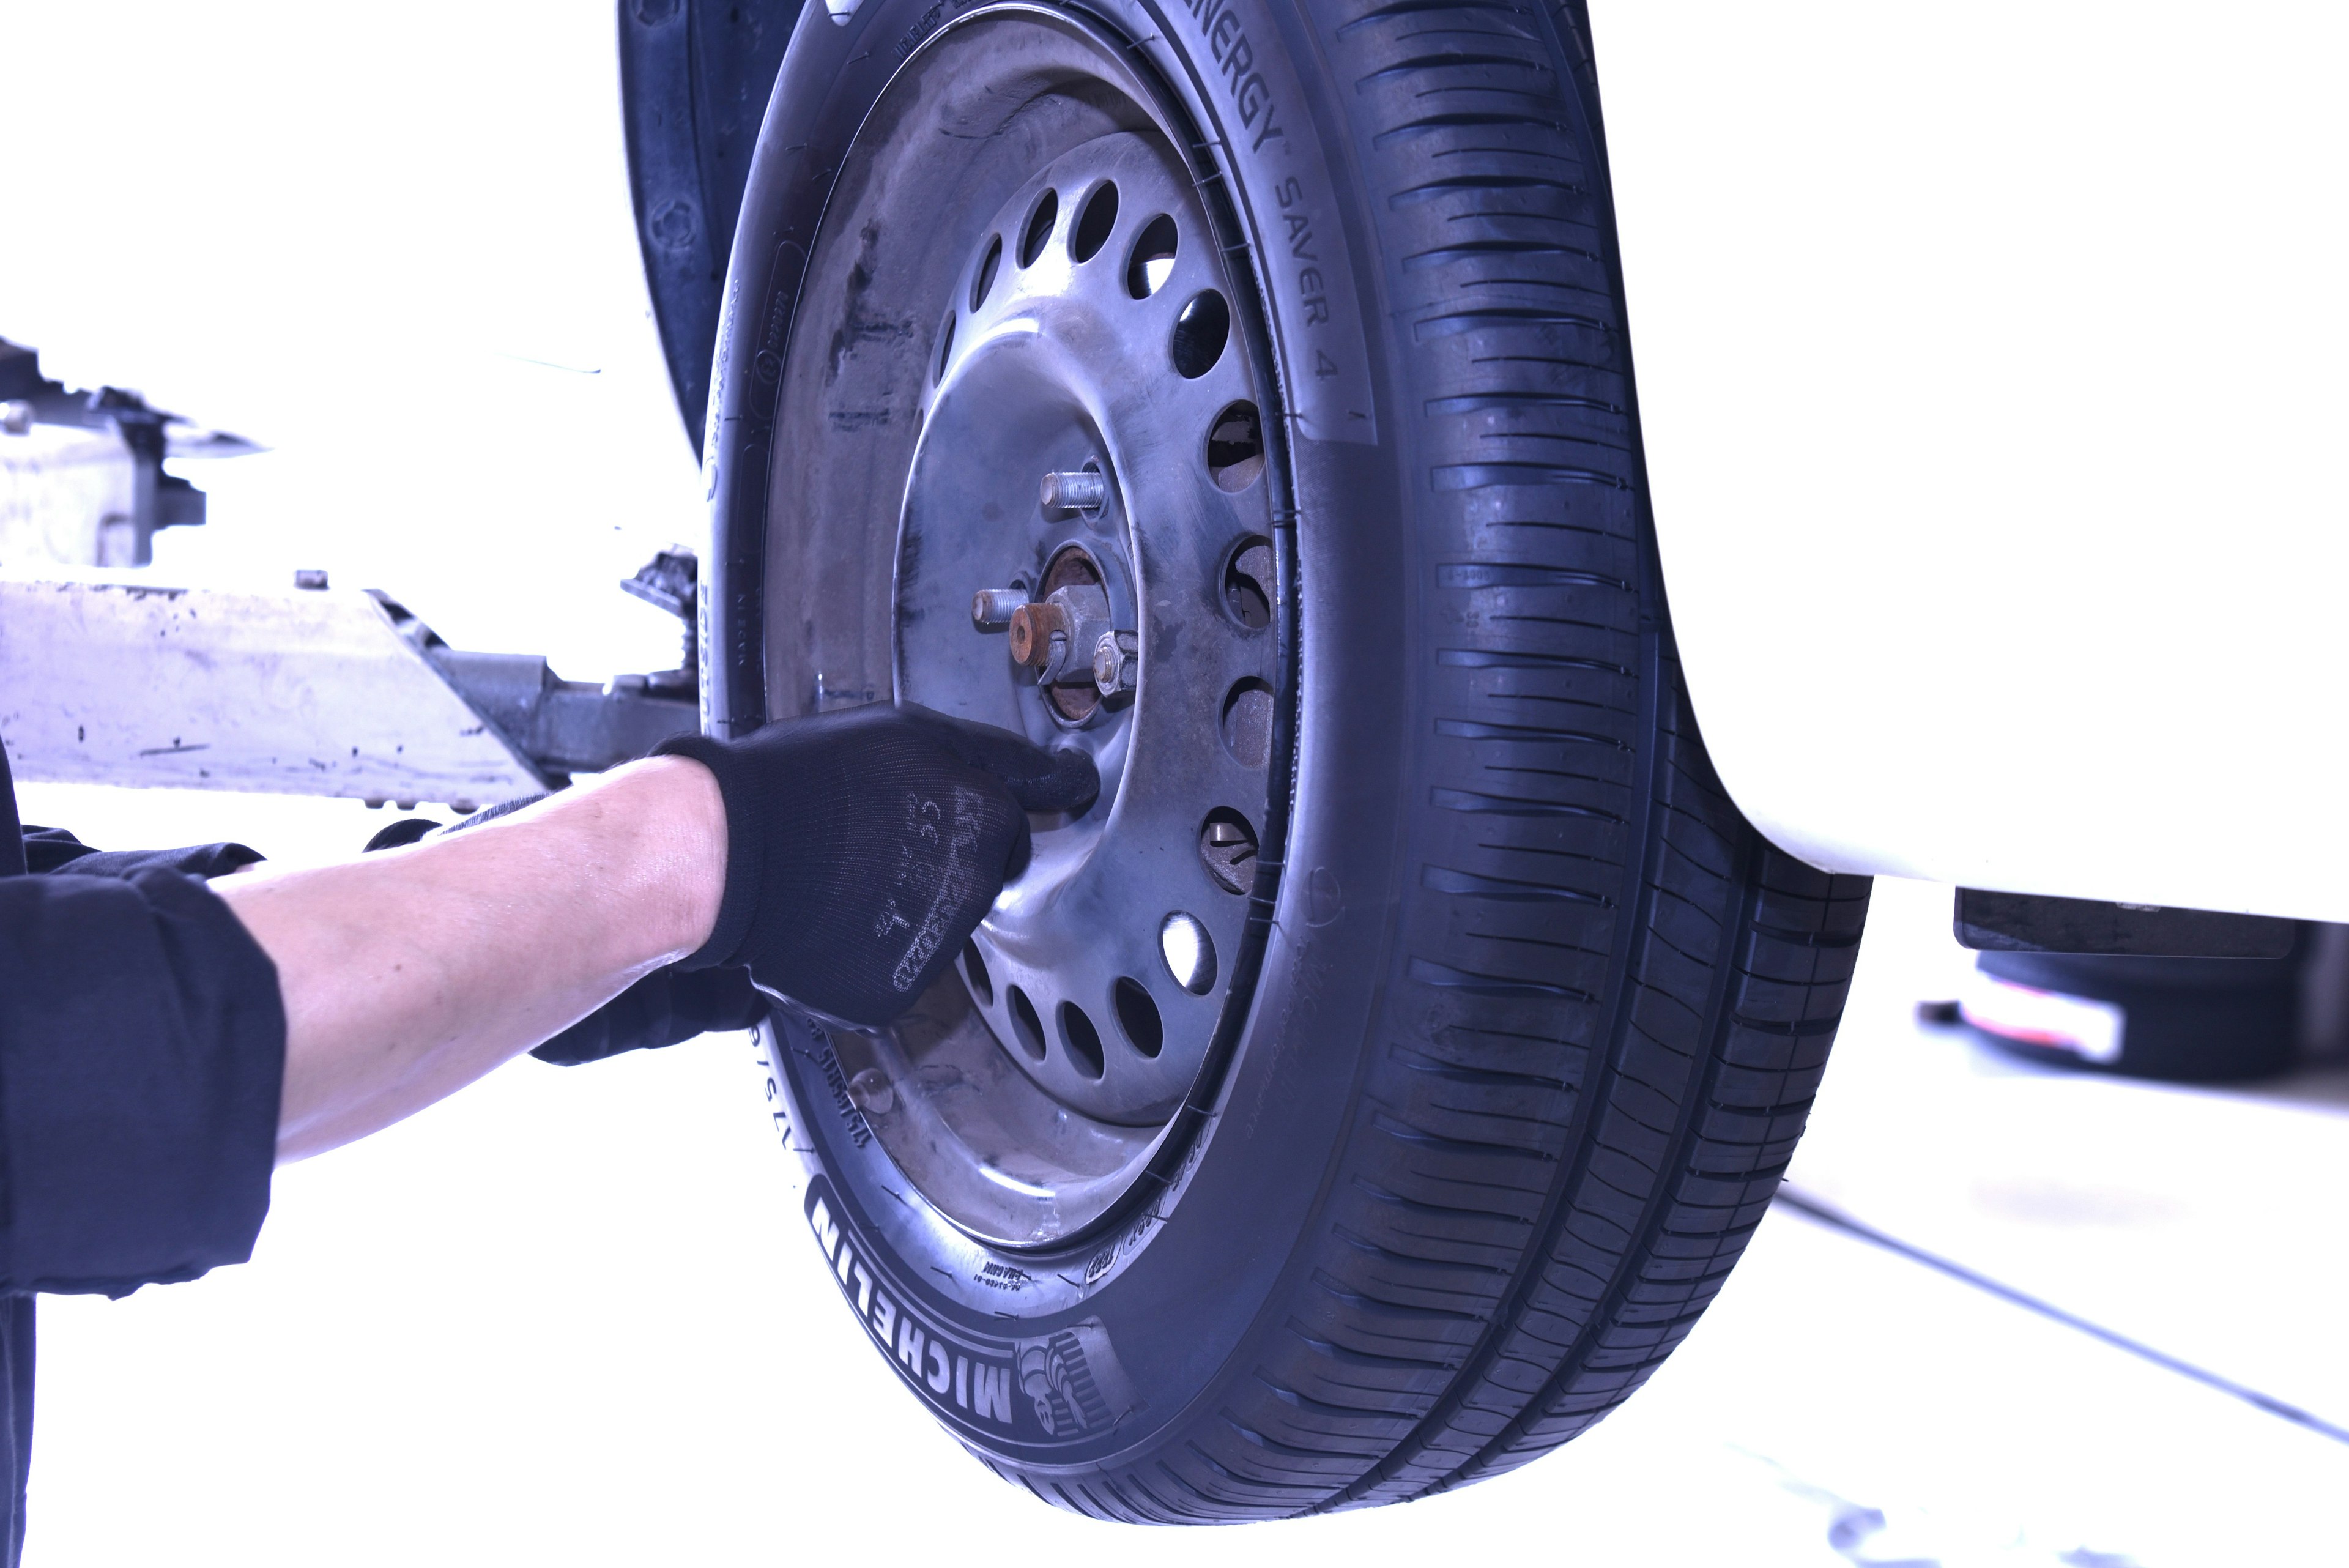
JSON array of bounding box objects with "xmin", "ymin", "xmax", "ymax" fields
[
  {"xmin": 530, "ymin": 965, "xmax": 768, "ymax": 1065},
  {"xmin": 363, "ymin": 793, "xmax": 546, "ymax": 853},
  {"xmin": 653, "ymin": 703, "xmax": 1097, "ymax": 1026}
]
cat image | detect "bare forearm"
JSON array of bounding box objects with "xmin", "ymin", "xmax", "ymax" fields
[{"xmin": 217, "ymin": 757, "xmax": 726, "ymax": 1162}]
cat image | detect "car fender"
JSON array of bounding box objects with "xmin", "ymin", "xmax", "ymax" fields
[{"xmin": 1598, "ymin": 6, "xmax": 2349, "ymax": 920}]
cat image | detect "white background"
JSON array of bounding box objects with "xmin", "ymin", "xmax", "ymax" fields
[
  {"xmin": 3, "ymin": 6, "xmax": 2344, "ymax": 1564},
  {"xmin": 0, "ymin": 4, "xmax": 694, "ymax": 682}
]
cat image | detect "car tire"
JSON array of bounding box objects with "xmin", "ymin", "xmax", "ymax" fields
[{"xmin": 700, "ymin": 0, "xmax": 1872, "ymax": 1518}]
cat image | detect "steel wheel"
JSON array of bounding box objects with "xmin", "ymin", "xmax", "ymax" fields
[{"xmin": 742, "ymin": 15, "xmax": 1284, "ymax": 1249}]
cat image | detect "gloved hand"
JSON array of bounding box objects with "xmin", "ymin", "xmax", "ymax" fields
[
  {"xmin": 654, "ymin": 703, "xmax": 1097, "ymax": 1026},
  {"xmin": 530, "ymin": 964, "xmax": 768, "ymax": 1065}
]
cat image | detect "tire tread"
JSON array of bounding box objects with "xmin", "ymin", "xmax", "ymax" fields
[{"xmin": 997, "ymin": 0, "xmax": 1869, "ymax": 1518}]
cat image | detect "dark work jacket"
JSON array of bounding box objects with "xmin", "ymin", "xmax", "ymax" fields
[{"xmin": 0, "ymin": 748, "xmax": 287, "ymax": 1564}]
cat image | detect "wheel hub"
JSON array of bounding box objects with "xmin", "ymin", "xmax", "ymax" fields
[{"xmin": 989, "ymin": 540, "xmax": 1124, "ymax": 721}]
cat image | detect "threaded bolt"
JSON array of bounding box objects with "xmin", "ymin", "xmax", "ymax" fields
[
  {"xmin": 1040, "ymin": 469, "xmax": 1108, "ymax": 512},
  {"xmin": 971, "ymin": 588, "xmax": 1026, "ymax": 628}
]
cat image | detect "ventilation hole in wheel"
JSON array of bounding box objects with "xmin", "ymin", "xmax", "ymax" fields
[
  {"xmin": 1126, "ymin": 214, "xmax": 1178, "ymax": 299},
  {"xmin": 1008, "ymin": 985, "xmax": 1046, "ymax": 1060},
  {"xmin": 1171, "ymin": 289, "xmax": 1229, "ymax": 378},
  {"xmin": 1223, "ymin": 537, "xmax": 1273, "ymax": 630},
  {"xmin": 1198, "ymin": 808, "xmax": 1259, "ymax": 895},
  {"xmin": 1072, "ymin": 182, "xmax": 1119, "ymax": 263},
  {"xmin": 962, "ymin": 940, "xmax": 994, "ymax": 1005},
  {"xmin": 1019, "ymin": 190, "xmax": 1059, "ymax": 267},
  {"xmin": 933, "ymin": 308, "xmax": 955, "ymax": 385},
  {"xmin": 1160, "ymin": 912, "xmax": 1217, "ymax": 995},
  {"xmin": 970, "ymin": 233, "xmax": 1003, "ymax": 312},
  {"xmin": 1206, "ymin": 401, "xmax": 1264, "ymax": 492},
  {"xmin": 1059, "ymin": 1001, "xmax": 1106, "ymax": 1080},
  {"xmin": 1220, "ymin": 679, "xmax": 1274, "ymax": 769},
  {"xmin": 1113, "ymin": 978, "xmax": 1163, "ymax": 1058}
]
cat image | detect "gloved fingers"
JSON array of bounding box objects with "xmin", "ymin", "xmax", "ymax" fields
[
  {"xmin": 365, "ymin": 795, "xmax": 548, "ymax": 855},
  {"xmin": 1004, "ymin": 745, "xmax": 1100, "ymax": 817},
  {"xmin": 894, "ymin": 703, "xmax": 1100, "ymax": 816},
  {"xmin": 1003, "ymin": 801, "xmax": 1034, "ymax": 883},
  {"xmin": 362, "ymin": 818, "xmax": 437, "ymax": 852},
  {"xmin": 656, "ymin": 701, "xmax": 1083, "ymax": 1024},
  {"xmin": 763, "ymin": 700, "xmax": 1097, "ymax": 816}
]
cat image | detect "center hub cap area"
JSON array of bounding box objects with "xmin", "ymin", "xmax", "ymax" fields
[{"xmin": 894, "ymin": 131, "xmax": 1275, "ymax": 1129}]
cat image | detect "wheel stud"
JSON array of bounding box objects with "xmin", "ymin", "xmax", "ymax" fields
[
  {"xmin": 971, "ymin": 588, "xmax": 1026, "ymax": 628},
  {"xmin": 1040, "ymin": 469, "xmax": 1107, "ymax": 513}
]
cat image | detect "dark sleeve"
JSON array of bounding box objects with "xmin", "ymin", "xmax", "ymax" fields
[
  {"xmin": 0, "ymin": 869, "xmax": 285, "ymax": 1297},
  {"xmin": 20, "ymin": 828, "xmax": 263, "ymax": 881},
  {"xmin": 16, "ymin": 829, "xmax": 92, "ymax": 874}
]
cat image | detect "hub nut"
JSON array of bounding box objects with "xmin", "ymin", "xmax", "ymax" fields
[
  {"xmin": 1007, "ymin": 601, "xmax": 1069, "ymax": 668},
  {"xmin": 1093, "ymin": 630, "xmax": 1138, "ymax": 697}
]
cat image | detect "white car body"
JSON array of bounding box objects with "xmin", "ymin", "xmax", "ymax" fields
[{"xmin": 1598, "ymin": 6, "xmax": 2349, "ymax": 921}]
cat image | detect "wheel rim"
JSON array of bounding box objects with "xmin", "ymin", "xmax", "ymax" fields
[
  {"xmin": 902, "ymin": 128, "xmax": 1272, "ymax": 1124},
  {"xmin": 776, "ymin": 13, "xmax": 1283, "ymax": 1249}
]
